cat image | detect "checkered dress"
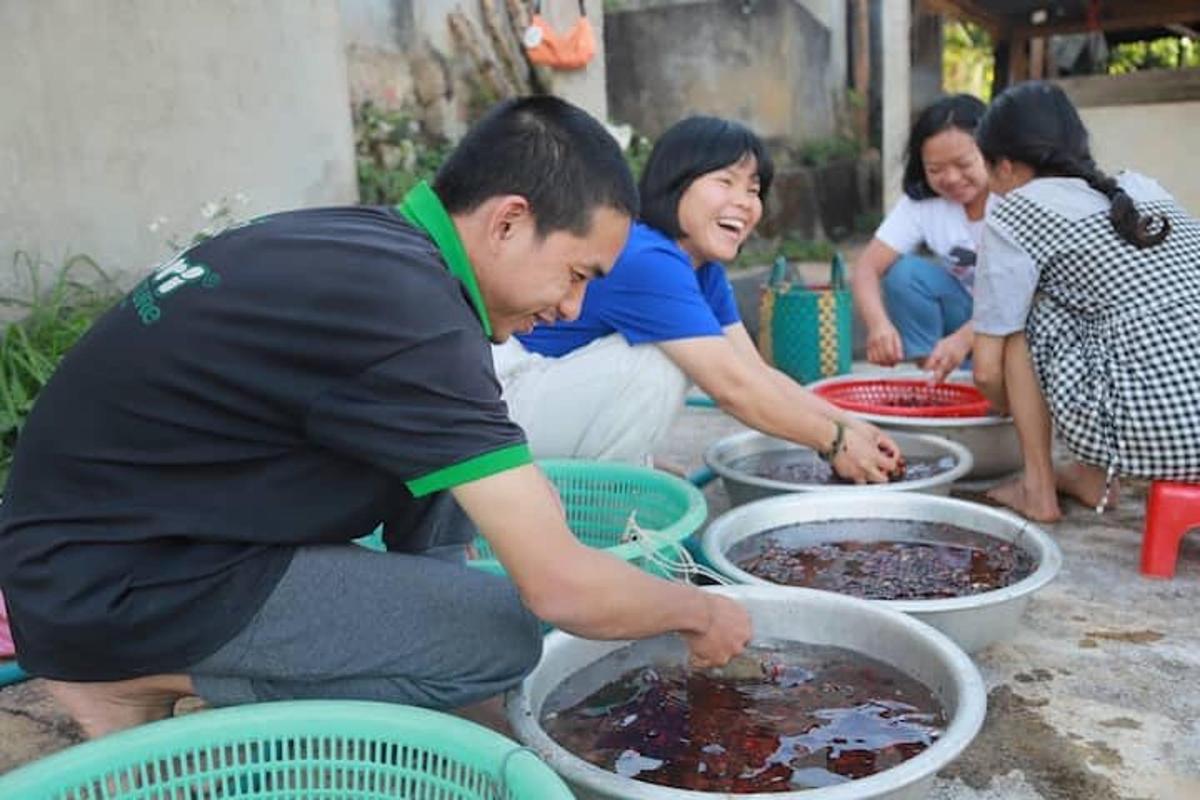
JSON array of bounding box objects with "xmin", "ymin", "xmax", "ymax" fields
[{"xmin": 990, "ymin": 189, "xmax": 1200, "ymax": 481}]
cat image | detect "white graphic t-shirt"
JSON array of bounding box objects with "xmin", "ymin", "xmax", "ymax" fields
[{"xmin": 874, "ymin": 193, "xmax": 997, "ymax": 294}]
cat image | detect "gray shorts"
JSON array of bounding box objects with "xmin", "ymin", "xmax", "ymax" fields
[{"xmin": 189, "ymin": 506, "xmax": 542, "ymax": 710}]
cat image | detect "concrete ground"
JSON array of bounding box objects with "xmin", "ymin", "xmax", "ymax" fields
[{"xmin": 3, "ymin": 403, "xmax": 1199, "ymax": 798}]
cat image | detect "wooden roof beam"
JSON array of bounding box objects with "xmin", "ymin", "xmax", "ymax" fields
[
  {"xmin": 918, "ymin": 0, "xmax": 1007, "ymax": 39},
  {"xmin": 1013, "ymin": 0, "xmax": 1200, "ymax": 40}
]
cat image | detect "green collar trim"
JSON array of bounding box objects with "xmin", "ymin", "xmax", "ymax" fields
[{"xmin": 398, "ymin": 181, "xmax": 492, "ymax": 338}]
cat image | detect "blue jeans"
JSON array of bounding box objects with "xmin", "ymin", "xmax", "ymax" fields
[{"xmin": 882, "ymin": 255, "xmax": 973, "ymax": 362}]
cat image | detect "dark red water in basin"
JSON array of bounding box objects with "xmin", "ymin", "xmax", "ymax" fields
[
  {"xmin": 731, "ymin": 521, "xmax": 1035, "ymax": 600},
  {"xmin": 729, "ymin": 449, "xmax": 955, "ymax": 485},
  {"xmin": 542, "ymin": 643, "xmax": 947, "ymax": 793}
]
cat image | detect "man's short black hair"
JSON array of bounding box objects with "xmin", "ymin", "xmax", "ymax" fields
[
  {"xmin": 638, "ymin": 116, "xmax": 774, "ymax": 240},
  {"xmin": 433, "ymin": 96, "xmax": 638, "ymax": 237}
]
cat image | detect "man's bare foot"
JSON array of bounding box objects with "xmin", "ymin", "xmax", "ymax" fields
[
  {"xmin": 986, "ymin": 477, "xmax": 1062, "ymax": 522},
  {"xmin": 452, "ymin": 695, "xmax": 514, "ymax": 738},
  {"xmin": 1055, "ymin": 462, "xmax": 1119, "ymax": 510},
  {"xmin": 652, "ymin": 457, "xmax": 689, "ymax": 478},
  {"xmin": 44, "ymin": 674, "xmax": 195, "ymax": 739}
]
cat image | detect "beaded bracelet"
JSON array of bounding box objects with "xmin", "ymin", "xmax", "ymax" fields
[{"xmin": 817, "ymin": 420, "xmax": 846, "ymax": 463}]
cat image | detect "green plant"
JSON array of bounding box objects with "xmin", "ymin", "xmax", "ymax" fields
[
  {"xmin": 1108, "ymin": 36, "xmax": 1199, "ymax": 74},
  {"xmin": 730, "ymin": 235, "xmax": 838, "ymax": 270},
  {"xmin": 0, "ymin": 253, "xmax": 122, "ymax": 484},
  {"xmin": 795, "ymin": 135, "xmax": 862, "ymax": 168},
  {"xmin": 943, "ymin": 20, "xmax": 994, "ymax": 101},
  {"xmin": 150, "ymin": 193, "xmax": 251, "ymax": 253},
  {"xmin": 623, "ymin": 131, "xmax": 654, "ymax": 180},
  {"xmin": 354, "ymin": 102, "xmax": 451, "ymax": 205}
]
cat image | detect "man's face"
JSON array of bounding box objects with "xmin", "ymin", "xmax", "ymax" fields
[{"xmin": 482, "ymin": 205, "xmax": 631, "ymax": 342}]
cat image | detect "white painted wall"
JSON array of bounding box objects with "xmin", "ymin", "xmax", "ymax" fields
[
  {"xmin": 0, "ymin": 0, "xmax": 356, "ymax": 293},
  {"xmin": 1080, "ymin": 101, "xmax": 1200, "ymax": 216}
]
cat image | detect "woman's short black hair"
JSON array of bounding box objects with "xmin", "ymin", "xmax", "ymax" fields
[
  {"xmin": 977, "ymin": 80, "xmax": 1170, "ymax": 248},
  {"xmin": 902, "ymin": 94, "xmax": 987, "ymax": 200},
  {"xmin": 638, "ymin": 116, "xmax": 774, "ymax": 239}
]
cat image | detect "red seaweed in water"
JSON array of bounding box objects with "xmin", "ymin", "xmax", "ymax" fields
[
  {"xmin": 542, "ymin": 643, "xmax": 947, "ymax": 793},
  {"xmin": 731, "ymin": 521, "xmax": 1036, "ymax": 600}
]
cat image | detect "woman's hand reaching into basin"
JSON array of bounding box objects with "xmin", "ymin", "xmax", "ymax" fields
[
  {"xmin": 683, "ymin": 593, "xmax": 753, "ymax": 669},
  {"xmin": 832, "ymin": 424, "xmax": 902, "ymax": 483}
]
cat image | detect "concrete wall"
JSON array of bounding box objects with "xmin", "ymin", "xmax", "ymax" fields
[
  {"xmin": 605, "ymin": 0, "xmax": 847, "ymax": 144},
  {"xmin": 1080, "ymin": 102, "xmax": 1200, "ymax": 216},
  {"xmin": 341, "ymin": 0, "xmax": 608, "ymax": 140},
  {"xmin": 1055, "ymin": 69, "xmax": 1200, "ymax": 216},
  {"xmin": 0, "ymin": 1, "xmax": 356, "ymax": 293}
]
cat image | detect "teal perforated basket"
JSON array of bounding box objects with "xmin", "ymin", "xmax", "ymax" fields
[
  {"xmin": 0, "ymin": 700, "xmax": 573, "ymax": 799},
  {"xmin": 470, "ymin": 459, "xmax": 708, "ymax": 577}
]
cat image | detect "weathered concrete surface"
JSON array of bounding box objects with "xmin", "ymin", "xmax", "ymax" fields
[{"xmin": 4, "ymin": 403, "xmax": 1199, "ymax": 798}]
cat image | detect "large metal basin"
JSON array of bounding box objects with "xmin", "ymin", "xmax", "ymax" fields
[
  {"xmin": 701, "ymin": 492, "xmax": 1062, "ymax": 653},
  {"xmin": 704, "ymin": 430, "xmax": 973, "ymax": 507},
  {"xmin": 507, "ymin": 585, "xmax": 986, "ymax": 800},
  {"xmin": 808, "ymin": 372, "xmax": 1020, "ymax": 480}
]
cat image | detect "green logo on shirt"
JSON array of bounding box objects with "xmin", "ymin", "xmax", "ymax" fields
[{"xmin": 124, "ymin": 254, "xmax": 221, "ymax": 326}]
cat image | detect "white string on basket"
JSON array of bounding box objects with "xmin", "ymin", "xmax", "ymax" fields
[{"xmin": 620, "ymin": 511, "xmax": 732, "ymax": 586}]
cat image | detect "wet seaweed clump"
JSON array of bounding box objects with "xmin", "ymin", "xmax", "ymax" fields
[
  {"xmin": 735, "ymin": 521, "xmax": 1036, "ymax": 599},
  {"xmin": 542, "ymin": 643, "xmax": 947, "ymax": 793}
]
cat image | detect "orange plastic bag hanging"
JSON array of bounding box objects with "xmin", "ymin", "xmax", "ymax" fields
[{"xmin": 523, "ymin": 0, "xmax": 596, "ymax": 71}]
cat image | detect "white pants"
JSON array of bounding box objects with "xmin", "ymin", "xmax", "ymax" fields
[{"xmin": 494, "ymin": 335, "xmax": 690, "ymax": 463}]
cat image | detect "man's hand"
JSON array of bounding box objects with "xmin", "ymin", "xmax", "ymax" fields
[
  {"xmin": 866, "ymin": 321, "xmax": 904, "ymax": 367},
  {"xmin": 831, "ymin": 425, "xmax": 901, "ymax": 483},
  {"xmin": 680, "ymin": 593, "xmax": 753, "ymax": 669},
  {"xmin": 923, "ymin": 330, "xmax": 972, "ymax": 384}
]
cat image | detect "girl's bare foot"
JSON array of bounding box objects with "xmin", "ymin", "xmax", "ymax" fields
[
  {"xmin": 1055, "ymin": 462, "xmax": 1119, "ymax": 510},
  {"xmin": 44, "ymin": 674, "xmax": 195, "ymax": 739},
  {"xmin": 986, "ymin": 477, "xmax": 1062, "ymax": 522}
]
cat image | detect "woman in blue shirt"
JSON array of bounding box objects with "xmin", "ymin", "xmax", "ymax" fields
[{"xmin": 501, "ymin": 116, "xmax": 900, "ymax": 482}]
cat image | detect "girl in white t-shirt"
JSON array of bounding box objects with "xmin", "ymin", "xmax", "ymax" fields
[{"xmin": 852, "ymin": 94, "xmax": 995, "ymax": 381}]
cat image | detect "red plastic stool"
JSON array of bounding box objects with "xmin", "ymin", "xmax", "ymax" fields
[{"xmin": 1141, "ymin": 480, "xmax": 1200, "ymax": 578}]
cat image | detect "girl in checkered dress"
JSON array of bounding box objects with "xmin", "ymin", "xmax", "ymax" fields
[{"xmin": 971, "ymin": 81, "xmax": 1200, "ymax": 522}]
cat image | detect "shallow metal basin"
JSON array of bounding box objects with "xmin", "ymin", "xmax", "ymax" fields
[
  {"xmin": 704, "ymin": 430, "xmax": 973, "ymax": 507},
  {"xmin": 507, "ymin": 585, "xmax": 986, "ymax": 800},
  {"xmin": 808, "ymin": 372, "xmax": 1021, "ymax": 480},
  {"xmin": 700, "ymin": 492, "xmax": 1062, "ymax": 653}
]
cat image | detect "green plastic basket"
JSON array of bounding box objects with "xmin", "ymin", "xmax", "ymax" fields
[
  {"xmin": 0, "ymin": 700, "xmax": 573, "ymax": 799},
  {"xmin": 470, "ymin": 459, "xmax": 708, "ymax": 577}
]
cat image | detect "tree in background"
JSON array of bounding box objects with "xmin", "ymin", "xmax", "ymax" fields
[
  {"xmin": 942, "ymin": 20, "xmax": 993, "ymax": 101},
  {"xmin": 1108, "ymin": 36, "xmax": 1199, "ymax": 74}
]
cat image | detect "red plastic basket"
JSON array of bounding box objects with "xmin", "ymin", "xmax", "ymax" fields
[{"xmin": 814, "ymin": 379, "xmax": 992, "ymax": 417}]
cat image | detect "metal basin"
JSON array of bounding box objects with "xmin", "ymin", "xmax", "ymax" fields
[
  {"xmin": 704, "ymin": 430, "xmax": 973, "ymax": 507},
  {"xmin": 507, "ymin": 585, "xmax": 986, "ymax": 800},
  {"xmin": 808, "ymin": 372, "xmax": 1021, "ymax": 480},
  {"xmin": 701, "ymin": 492, "xmax": 1062, "ymax": 653}
]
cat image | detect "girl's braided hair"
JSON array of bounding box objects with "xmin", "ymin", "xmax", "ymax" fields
[{"xmin": 976, "ymin": 81, "xmax": 1170, "ymax": 248}]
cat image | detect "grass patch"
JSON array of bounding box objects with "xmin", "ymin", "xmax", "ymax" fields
[{"xmin": 0, "ymin": 252, "xmax": 121, "ymax": 483}]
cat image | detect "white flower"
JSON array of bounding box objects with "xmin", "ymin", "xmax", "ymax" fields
[{"xmin": 200, "ymin": 201, "xmax": 220, "ymax": 220}]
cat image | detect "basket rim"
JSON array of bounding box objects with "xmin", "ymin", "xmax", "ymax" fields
[
  {"xmin": 470, "ymin": 458, "xmax": 708, "ymax": 570},
  {"xmin": 813, "ymin": 378, "xmax": 991, "ymax": 418},
  {"xmin": 0, "ymin": 700, "xmax": 573, "ymax": 797}
]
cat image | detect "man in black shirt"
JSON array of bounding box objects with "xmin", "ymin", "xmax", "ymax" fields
[{"xmin": 0, "ymin": 96, "xmax": 752, "ymax": 738}]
